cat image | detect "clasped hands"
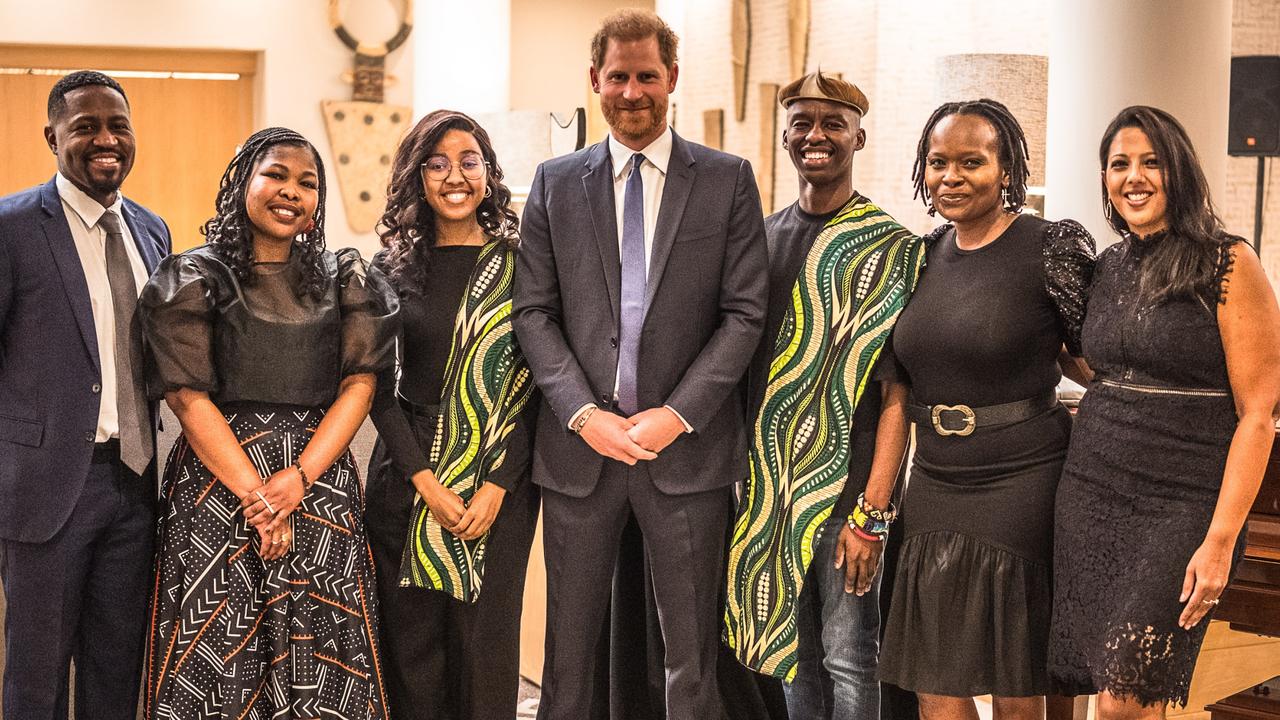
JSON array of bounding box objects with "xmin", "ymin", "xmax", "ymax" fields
[
  {"xmin": 579, "ymin": 406, "xmax": 685, "ymax": 465},
  {"xmin": 411, "ymin": 470, "xmax": 506, "ymax": 541},
  {"xmin": 240, "ymin": 466, "xmax": 306, "ymax": 561}
]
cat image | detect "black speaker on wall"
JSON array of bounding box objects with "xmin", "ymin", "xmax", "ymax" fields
[{"xmin": 1229, "ymin": 55, "xmax": 1280, "ymax": 157}]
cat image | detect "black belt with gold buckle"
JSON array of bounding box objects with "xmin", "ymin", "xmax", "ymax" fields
[{"xmin": 907, "ymin": 389, "xmax": 1059, "ymax": 437}]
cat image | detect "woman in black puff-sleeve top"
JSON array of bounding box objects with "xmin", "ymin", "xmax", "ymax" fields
[
  {"xmin": 140, "ymin": 128, "xmax": 397, "ymax": 720},
  {"xmin": 877, "ymin": 102, "xmax": 1095, "ymax": 718}
]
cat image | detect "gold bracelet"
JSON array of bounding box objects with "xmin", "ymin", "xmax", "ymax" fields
[{"xmin": 571, "ymin": 405, "xmax": 598, "ymax": 434}]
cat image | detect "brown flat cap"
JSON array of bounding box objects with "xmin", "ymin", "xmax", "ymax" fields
[{"xmin": 778, "ymin": 70, "xmax": 869, "ymax": 115}]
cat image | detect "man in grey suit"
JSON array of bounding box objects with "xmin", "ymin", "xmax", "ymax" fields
[{"xmin": 513, "ymin": 9, "xmax": 768, "ymax": 719}]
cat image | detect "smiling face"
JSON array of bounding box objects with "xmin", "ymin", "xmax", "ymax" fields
[
  {"xmin": 44, "ymin": 85, "xmax": 136, "ymax": 208},
  {"xmin": 923, "ymin": 113, "xmax": 1007, "ymax": 226},
  {"xmin": 421, "ymin": 128, "xmax": 488, "ymax": 229},
  {"xmin": 784, "ymin": 99, "xmax": 864, "ymax": 190},
  {"xmin": 1104, "ymin": 126, "xmax": 1168, "ymax": 237},
  {"xmin": 244, "ymin": 144, "xmax": 320, "ymax": 248},
  {"xmin": 591, "ymin": 35, "xmax": 677, "ymax": 150}
]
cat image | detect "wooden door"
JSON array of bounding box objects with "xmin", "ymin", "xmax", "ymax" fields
[{"xmin": 0, "ymin": 45, "xmax": 256, "ymax": 251}]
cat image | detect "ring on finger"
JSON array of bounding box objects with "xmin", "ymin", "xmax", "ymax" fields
[
  {"xmin": 1201, "ymin": 597, "xmax": 1220, "ymax": 606},
  {"xmin": 254, "ymin": 490, "xmax": 277, "ymax": 515}
]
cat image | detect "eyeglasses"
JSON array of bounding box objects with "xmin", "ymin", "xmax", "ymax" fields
[{"xmin": 421, "ymin": 155, "xmax": 488, "ymax": 181}]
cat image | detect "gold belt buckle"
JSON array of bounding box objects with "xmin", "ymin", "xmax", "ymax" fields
[{"xmin": 931, "ymin": 404, "xmax": 976, "ymax": 436}]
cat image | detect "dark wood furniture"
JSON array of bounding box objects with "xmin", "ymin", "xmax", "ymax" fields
[{"xmin": 1210, "ymin": 428, "xmax": 1280, "ymax": 720}]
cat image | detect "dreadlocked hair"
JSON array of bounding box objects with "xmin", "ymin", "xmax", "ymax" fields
[
  {"xmin": 201, "ymin": 127, "xmax": 329, "ymax": 301},
  {"xmin": 377, "ymin": 109, "xmax": 520, "ymax": 293},
  {"xmin": 912, "ymin": 98, "xmax": 1030, "ymax": 215}
]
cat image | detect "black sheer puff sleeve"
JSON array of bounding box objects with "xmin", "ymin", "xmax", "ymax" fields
[
  {"xmin": 1043, "ymin": 219, "xmax": 1097, "ymax": 357},
  {"xmin": 336, "ymin": 248, "xmax": 399, "ymax": 377},
  {"xmin": 138, "ymin": 252, "xmax": 218, "ymax": 399}
]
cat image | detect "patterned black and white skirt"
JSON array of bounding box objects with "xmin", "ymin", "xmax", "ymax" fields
[{"xmin": 145, "ymin": 403, "xmax": 388, "ymax": 720}]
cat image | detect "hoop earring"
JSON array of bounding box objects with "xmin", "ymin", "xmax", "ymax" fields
[
  {"xmin": 927, "ymin": 202, "xmax": 937, "ymax": 217},
  {"xmin": 484, "ymin": 185, "xmax": 493, "ymax": 199}
]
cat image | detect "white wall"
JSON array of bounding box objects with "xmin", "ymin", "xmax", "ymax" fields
[{"xmin": 0, "ymin": 0, "xmax": 414, "ymax": 258}]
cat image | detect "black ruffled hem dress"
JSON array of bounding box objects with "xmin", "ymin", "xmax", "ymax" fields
[{"xmin": 878, "ymin": 215, "xmax": 1095, "ymax": 698}]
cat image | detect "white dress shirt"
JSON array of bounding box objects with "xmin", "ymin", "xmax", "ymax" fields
[
  {"xmin": 567, "ymin": 128, "xmax": 692, "ymax": 432},
  {"xmin": 56, "ymin": 173, "xmax": 150, "ymax": 442}
]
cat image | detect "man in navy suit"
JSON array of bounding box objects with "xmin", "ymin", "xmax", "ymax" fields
[
  {"xmin": 0, "ymin": 70, "xmax": 170, "ymax": 719},
  {"xmin": 513, "ymin": 10, "xmax": 768, "ymax": 718}
]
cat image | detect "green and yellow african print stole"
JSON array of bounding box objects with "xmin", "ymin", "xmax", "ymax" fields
[
  {"xmin": 724, "ymin": 197, "xmax": 924, "ymax": 679},
  {"xmin": 398, "ymin": 240, "xmax": 533, "ymax": 603}
]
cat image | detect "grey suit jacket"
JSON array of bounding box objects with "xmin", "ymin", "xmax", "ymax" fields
[{"xmin": 513, "ymin": 131, "xmax": 768, "ymax": 498}]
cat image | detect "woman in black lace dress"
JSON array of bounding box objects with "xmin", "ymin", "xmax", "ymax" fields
[
  {"xmin": 142, "ymin": 128, "xmax": 397, "ymax": 718},
  {"xmin": 877, "ymin": 100, "xmax": 1095, "ymax": 720},
  {"xmin": 1049, "ymin": 106, "xmax": 1280, "ymax": 718}
]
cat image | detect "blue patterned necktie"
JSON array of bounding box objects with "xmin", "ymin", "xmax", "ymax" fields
[{"xmin": 616, "ymin": 152, "xmax": 646, "ymax": 415}]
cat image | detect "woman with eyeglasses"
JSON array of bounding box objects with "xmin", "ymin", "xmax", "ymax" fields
[{"xmin": 365, "ymin": 109, "xmax": 537, "ymax": 720}]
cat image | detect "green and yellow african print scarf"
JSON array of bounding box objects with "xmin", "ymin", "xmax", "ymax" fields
[
  {"xmin": 724, "ymin": 196, "xmax": 924, "ymax": 679},
  {"xmin": 398, "ymin": 240, "xmax": 533, "ymax": 604}
]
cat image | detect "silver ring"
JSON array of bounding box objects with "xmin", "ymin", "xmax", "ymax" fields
[
  {"xmin": 1201, "ymin": 598, "xmax": 1220, "ymax": 606},
  {"xmin": 254, "ymin": 490, "xmax": 277, "ymax": 515}
]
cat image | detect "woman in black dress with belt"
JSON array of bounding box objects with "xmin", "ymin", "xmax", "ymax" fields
[
  {"xmin": 877, "ymin": 100, "xmax": 1095, "ymax": 720},
  {"xmin": 1049, "ymin": 106, "xmax": 1280, "ymax": 719},
  {"xmin": 365, "ymin": 109, "xmax": 537, "ymax": 720},
  {"xmin": 142, "ymin": 127, "xmax": 397, "ymax": 718}
]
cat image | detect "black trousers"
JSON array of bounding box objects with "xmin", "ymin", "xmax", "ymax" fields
[
  {"xmin": 0, "ymin": 450, "xmax": 155, "ymax": 720},
  {"xmin": 538, "ymin": 463, "xmax": 732, "ymax": 720},
  {"xmin": 365, "ymin": 437, "xmax": 539, "ymax": 720}
]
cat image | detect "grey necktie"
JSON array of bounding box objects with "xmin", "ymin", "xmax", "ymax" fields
[
  {"xmin": 616, "ymin": 153, "xmax": 646, "ymax": 415},
  {"xmin": 98, "ymin": 211, "xmax": 153, "ymax": 474}
]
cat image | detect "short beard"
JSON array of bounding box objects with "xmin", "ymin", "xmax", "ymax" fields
[{"xmin": 602, "ymin": 99, "xmax": 667, "ymax": 144}]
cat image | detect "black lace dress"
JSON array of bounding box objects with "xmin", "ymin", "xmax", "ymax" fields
[
  {"xmin": 1049, "ymin": 236, "xmax": 1246, "ymax": 707},
  {"xmin": 878, "ymin": 214, "xmax": 1095, "ymax": 698}
]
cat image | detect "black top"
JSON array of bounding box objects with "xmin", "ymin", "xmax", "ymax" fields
[
  {"xmin": 893, "ymin": 214, "xmax": 1094, "ymax": 407},
  {"xmin": 754, "ymin": 196, "xmax": 896, "ymax": 518},
  {"xmin": 139, "ymin": 245, "xmax": 398, "ymax": 407},
  {"xmin": 1083, "ymin": 234, "xmax": 1239, "ymax": 389},
  {"xmin": 368, "ymin": 246, "xmax": 530, "ymax": 491}
]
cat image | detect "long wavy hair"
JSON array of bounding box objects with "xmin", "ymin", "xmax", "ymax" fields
[
  {"xmin": 202, "ymin": 127, "xmax": 328, "ymax": 300},
  {"xmin": 1099, "ymin": 106, "xmax": 1230, "ymax": 305},
  {"xmin": 377, "ymin": 110, "xmax": 520, "ymax": 291}
]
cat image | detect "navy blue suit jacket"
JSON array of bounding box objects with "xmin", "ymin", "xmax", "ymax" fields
[{"xmin": 0, "ymin": 177, "xmax": 170, "ymax": 543}]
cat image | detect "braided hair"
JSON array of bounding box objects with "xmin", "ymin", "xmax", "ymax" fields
[
  {"xmin": 377, "ymin": 109, "xmax": 520, "ymax": 292},
  {"xmin": 911, "ymin": 99, "xmax": 1030, "ymax": 214},
  {"xmin": 201, "ymin": 127, "xmax": 328, "ymax": 300}
]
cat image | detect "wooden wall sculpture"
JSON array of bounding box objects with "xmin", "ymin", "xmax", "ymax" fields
[
  {"xmin": 732, "ymin": 0, "xmax": 751, "ymax": 121},
  {"xmin": 323, "ymin": 0, "xmax": 413, "ymax": 232},
  {"xmin": 789, "ymin": 0, "xmax": 810, "ymax": 79},
  {"xmin": 757, "ymin": 83, "xmax": 779, "ymax": 214},
  {"xmin": 703, "ymin": 109, "xmax": 725, "ymax": 150}
]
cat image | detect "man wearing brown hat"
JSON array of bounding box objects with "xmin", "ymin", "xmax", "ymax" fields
[{"xmin": 725, "ymin": 70, "xmax": 925, "ymax": 720}]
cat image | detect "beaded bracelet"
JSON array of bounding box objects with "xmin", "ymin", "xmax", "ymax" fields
[
  {"xmin": 856, "ymin": 492, "xmax": 898, "ymax": 523},
  {"xmin": 293, "ymin": 460, "xmax": 312, "ymax": 489},
  {"xmin": 848, "ymin": 503, "xmax": 889, "ymax": 541},
  {"xmin": 851, "ymin": 525, "xmax": 883, "ymax": 543}
]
